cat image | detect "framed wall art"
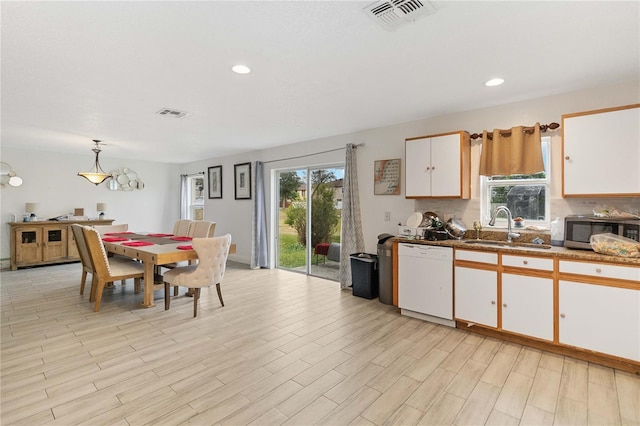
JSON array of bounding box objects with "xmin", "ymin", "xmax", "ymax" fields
[
  {"xmin": 234, "ymin": 162, "xmax": 252, "ymax": 200},
  {"xmin": 374, "ymin": 158, "xmax": 401, "ymax": 195},
  {"xmin": 208, "ymin": 165, "xmax": 222, "ymax": 199}
]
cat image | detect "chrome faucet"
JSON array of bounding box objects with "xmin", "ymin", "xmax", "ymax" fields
[{"xmin": 489, "ymin": 206, "xmax": 520, "ymax": 242}]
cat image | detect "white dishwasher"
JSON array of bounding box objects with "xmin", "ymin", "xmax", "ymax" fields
[{"xmin": 398, "ymin": 243, "xmax": 454, "ymax": 327}]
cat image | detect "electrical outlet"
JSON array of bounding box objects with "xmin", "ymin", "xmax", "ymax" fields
[{"xmin": 384, "ymin": 212, "xmax": 391, "ymax": 221}]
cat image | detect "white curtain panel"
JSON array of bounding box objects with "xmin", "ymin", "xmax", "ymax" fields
[
  {"xmin": 339, "ymin": 144, "xmax": 365, "ymax": 289},
  {"xmin": 180, "ymin": 174, "xmax": 189, "ymax": 219}
]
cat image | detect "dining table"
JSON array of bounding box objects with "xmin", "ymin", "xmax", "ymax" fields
[{"xmin": 102, "ymin": 232, "xmax": 236, "ymax": 307}]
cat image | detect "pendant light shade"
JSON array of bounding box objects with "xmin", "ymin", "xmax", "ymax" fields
[{"xmin": 78, "ymin": 140, "xmax": 112, "ymax": 185}]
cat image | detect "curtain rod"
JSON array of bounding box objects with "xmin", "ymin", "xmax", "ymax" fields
[
  {"xmin": 180, "ymin": 171, "xmax": 204, "ymax": 177},
  {"xmin": 470, "ymin": 122, "xmax": 560, "ymax": 140},
  {"xmin": 263, "ymin": 142, "xmax": 364, "ymax": 164}
]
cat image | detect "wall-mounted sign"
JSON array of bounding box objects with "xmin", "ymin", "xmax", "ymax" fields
[{"xmin": 374, "ymin": 159, "xmax": 401, "ymax": 195}]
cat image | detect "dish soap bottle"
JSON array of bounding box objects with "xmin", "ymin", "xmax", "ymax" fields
[{"xmin": 551, "ymin": 217, "xmax": 564, "ymax": 246}]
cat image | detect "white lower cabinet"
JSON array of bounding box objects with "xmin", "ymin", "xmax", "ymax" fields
[
  {"xmin": 559, "ymin": 280, "xmax": 640, "ymax": 361},
  {"xmin": 454, "ymin": 266, "xmax": 497, "ymax": 327},
  {"xmin": 502, "ymin": 274, "xmax": 553, "ymax": 341}
]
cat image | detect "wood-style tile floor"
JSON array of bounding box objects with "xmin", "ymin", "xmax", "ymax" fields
[{"xmin": 1, "ymin": 262, "xmax": 639, "ymax": 425}]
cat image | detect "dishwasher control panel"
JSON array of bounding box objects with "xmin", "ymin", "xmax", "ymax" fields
[{"xmin": 398, "ymin": 243, "xmax": 453, "ymax": 261}]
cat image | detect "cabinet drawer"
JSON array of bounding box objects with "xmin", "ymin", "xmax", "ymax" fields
[
  {"xmin": 455, "ymin": 249, "xmax": 498, "ymax": 265},
  {"xmin": 502, "ymin": 255, "xmax": 553, "ymax": 271},
  {"xmin": 559, "ymin": 260, "xmax": 640, "ymax": 281}
]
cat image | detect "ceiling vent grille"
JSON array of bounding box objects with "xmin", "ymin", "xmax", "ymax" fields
[
  {"xmin": 364, "ymin": 0, "xmax": 438, "ymax": 31},
  {"xmin": 156, "ymin": 108, "xmax": 189, "ymax": 119}
]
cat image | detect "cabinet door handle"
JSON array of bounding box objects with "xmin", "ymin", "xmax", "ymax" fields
[
  {"xmin": 565, "ymin": 156, "xmax": 570, "ymax": 160},
  {"xmin": 491, "ymin": 300, "xmax": 496, "ymax": 305},
  {"xmin": 522, "ymin": 260, "xmax": 528, "ymax": 265},
  {"xmin": 503, "ymin": 303, "xmax": 508, "ymax": 308},
  {"xmin": 560, "ymin": 313, "xmax": 566, "ymax": 318},
  {"xmin": 431, "ymin": 166, "xmax": 435, "ymax": 171}
]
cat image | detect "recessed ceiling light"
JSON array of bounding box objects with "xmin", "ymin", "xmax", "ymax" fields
[
  {"xmin": 485, "ymin": 78, "xmax": 505, "ymax": 87},
  {"xmin": 232, "ymin": 65, "xmax": 251, "ymax": 74}
]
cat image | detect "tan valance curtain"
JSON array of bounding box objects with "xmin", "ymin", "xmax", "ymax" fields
[{"xmin": 478, "ymin": 123, "xmax": 544, "ymax": 176}]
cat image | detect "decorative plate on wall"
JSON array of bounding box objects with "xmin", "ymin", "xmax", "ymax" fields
[{"xmin": 109, "ymin": 168, "xmax": 144, "ymax": 191}]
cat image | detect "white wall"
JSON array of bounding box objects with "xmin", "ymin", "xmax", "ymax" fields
[
  {"xmin": 3, "ymin": 80, "xmax": 638, "ymax": 268},
  {"xmin": 0, "ymin": 147, "xmax": 180, "ymax": 263},
  {"xmin": 192, "ymin": 79, "xmax": 639, "ymax": 260}
]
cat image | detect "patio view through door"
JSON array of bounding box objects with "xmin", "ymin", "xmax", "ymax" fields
[{"xmin": 276, "ymin": 165, "xmax": 343, "ymax": 281}]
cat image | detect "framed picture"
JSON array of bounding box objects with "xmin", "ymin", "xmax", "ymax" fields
[
  {"xmin": 374, "ymin": 159, "xmax": 401, "ymax": 195},
  {"xmin": 234, "ymin": 162, "xmax": 252, "ymax": 200},
  {"xmin": 208, "ymin": 166, "xmax": 222, "ymax": 199}
]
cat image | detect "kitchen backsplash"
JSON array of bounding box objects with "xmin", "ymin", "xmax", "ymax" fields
[{"xmin": 413, "ymin": 197, "xmax": 640, "ymax": 233}]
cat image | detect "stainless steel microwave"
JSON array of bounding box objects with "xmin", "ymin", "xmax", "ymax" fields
[{"xmin": 564, "ymin": 215, "xmax": 640, "ymax": 250}]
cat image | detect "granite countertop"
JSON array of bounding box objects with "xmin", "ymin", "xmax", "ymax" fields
[{"xmin": 395, "ymin": 236, "xmax": 640, "ymax": 266}]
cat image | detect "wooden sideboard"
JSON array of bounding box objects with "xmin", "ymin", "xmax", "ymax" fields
[{"xmin": 8, "ymin": 219, "xmax": 114, "ymax": 270}]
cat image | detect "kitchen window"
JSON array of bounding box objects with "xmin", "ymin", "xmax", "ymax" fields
[{"xmin": 480, "ymin": 136, "xmax": 550, "ymax": 227}]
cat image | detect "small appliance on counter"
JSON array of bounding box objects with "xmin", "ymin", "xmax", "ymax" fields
[{"xmin": 564, "ymin": 215, "xmax": 640, "ymax": 250}]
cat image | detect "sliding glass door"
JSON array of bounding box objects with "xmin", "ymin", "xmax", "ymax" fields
[{"xmin": 276, "ymin": 165, "xmax": 343, "ymax": 281}]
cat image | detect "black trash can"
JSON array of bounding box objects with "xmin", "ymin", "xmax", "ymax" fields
[
  {"xmin": 350, "ymin": 253, "xmax": 379, "ymax": 299},
  {"xmin": 377, "ymin": 234, "xmax": 395, "ymax": 305}
]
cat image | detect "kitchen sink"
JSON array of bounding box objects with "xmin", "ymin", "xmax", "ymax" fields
[{"xmin": 463, "ymin": 240, "xmax": 552, "ymax": 250}]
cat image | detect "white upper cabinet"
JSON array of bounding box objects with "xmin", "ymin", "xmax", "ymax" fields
[
  {"xmin": 405, "ymin": 131, "xmax": 470, "ymax": 199},
  {"xmin": 562, "ymin": 104, "xmax": 640, "ymax": 197}
]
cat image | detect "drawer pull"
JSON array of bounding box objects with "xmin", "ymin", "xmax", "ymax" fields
[
  {"xmin": 595, "ymin": 268, "xmax": 602, "ymax": 273},
  {"xmin": 523, "ymin": 260, "xmax": 528, "ymax": 265},
  {"xmin": 560, "ymin": 313, "xmax": 566, "ymax": 318}
]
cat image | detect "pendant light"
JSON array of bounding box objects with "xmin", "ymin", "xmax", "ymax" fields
[{"xmin": 78, "ymin": 140, "xmax": 112, "ymax": 185}]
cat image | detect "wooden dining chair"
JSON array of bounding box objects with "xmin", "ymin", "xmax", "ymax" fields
[
  {"xmin": 70, "ymin": 224, "xmax": 95, "ymax": 296},
  {"xmin": 187, "ymin": 221, "xmax": 216, "ymax": 238},
  {"xmin": 72, "ymin": 224, "xmax": 127, "ymax": 293},
  {"xmin": 82, "ymin": 226, "xmax": 145, "ymax": 312},
  {"xmin": 163, "ymin": 234, "xmax": 232, "ymax": 317},
  {"xmin": 172, "ymin": 220, "xmax": 193, "ymax": 236}
]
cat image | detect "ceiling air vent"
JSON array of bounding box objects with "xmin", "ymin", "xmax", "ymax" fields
[
  {"xmin": 364, "ymin": 0, "xmax": 438, "ymax": 31},
  {"xmin": 156, "ymin": 108, "xmax": 189, "ymax": 119}
]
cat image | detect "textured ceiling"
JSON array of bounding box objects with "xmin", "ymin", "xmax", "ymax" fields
[{"xmin": 2, "ymin": 1, "xmax": 639, "ymax": 163}]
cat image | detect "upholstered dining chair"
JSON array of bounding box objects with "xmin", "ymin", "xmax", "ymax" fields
[
  {"xmin": 164, "ymin": 221, "xmax": 215, "ymax": 295},
  {"xmin": 163, "ymin": 234, "xmax": 232, "ymax": 317},
  {"xmin": 187, "ymin": 220, "xmax": 216, "ymax": 238},
  {"xmin": 82, "ymin": 226, "xmax": 145, "ymax": 312},
  {"xmin": 172, "ymin": 220, "xmax": 193, "ymax": 236},
  {"xmin": 92, "ymin": 223, "xmax": 129, "ymax": 236}
]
